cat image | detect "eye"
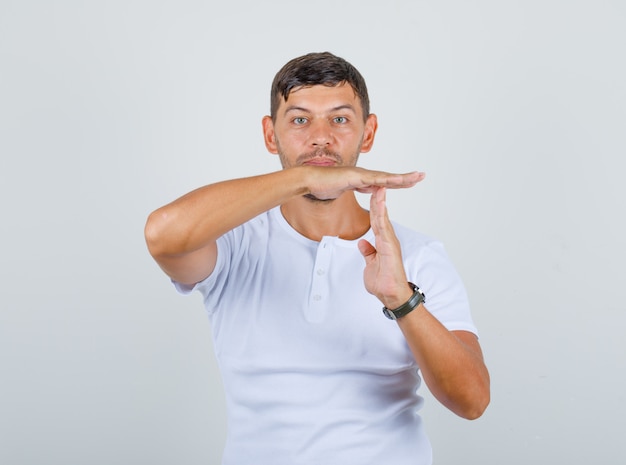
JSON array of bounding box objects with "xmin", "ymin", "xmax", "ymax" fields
[
  {"xmin": 293, "ymin": 117, "xmax": 308, "ymax": 125},
  {"xmin": 333, "ymin": 116, "xmax": 348, "ymax": 124}
]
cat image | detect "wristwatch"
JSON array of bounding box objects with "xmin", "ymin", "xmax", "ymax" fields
[{"xmin": 382, "ymin": 282, "xmax": 426, "ymax": 320}]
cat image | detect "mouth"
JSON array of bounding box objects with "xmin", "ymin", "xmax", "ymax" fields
[
  {"xmin": 302, "ymin": 158, "xmax": 337, "ymax": 166},
  {"xmin": 298, "ymin": 149, "xmax": 342, "ymax": 166}
]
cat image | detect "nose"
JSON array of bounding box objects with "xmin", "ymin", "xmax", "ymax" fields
[{"xmin": 308, "ymin": 119, "xmax": 332, "ymax": 147}]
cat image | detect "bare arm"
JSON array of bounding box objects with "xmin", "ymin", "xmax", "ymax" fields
[
  {"xmin": 145, "ymin": 166, "xmax": 424, "ymax": 285},
  {"xmin": 358, "ymin": 187, "xmax": 490, "ymax": 419}
]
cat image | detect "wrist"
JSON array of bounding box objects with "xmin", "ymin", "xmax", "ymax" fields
[
  {"xmin": 381, "ymin": 283, "xmax": 415, "ymax": 310},
  {"xmin": 382, "ymin": 282, "xmax": 426, "ymax": 321}
]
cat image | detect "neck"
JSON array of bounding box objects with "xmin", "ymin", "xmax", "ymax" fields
[{"xmin": 280, "ymin": 191, "xmax": 370, "ymax": 242}]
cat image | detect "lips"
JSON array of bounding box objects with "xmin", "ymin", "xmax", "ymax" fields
[{"xmin": 303, "ymin": 158, "xmax": 337, "ymax": 166}]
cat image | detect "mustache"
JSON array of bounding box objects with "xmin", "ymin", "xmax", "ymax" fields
[{"xmin": 296, "ymin": 149, "xmax": 342, "ymax": 165}]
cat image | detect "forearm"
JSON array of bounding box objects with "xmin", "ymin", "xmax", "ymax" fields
[
  {"xmin": 359, "ymin": 187, "xmax": 489, "ymax": 418},
  {"xmin": 146, "ymin": 166, "xmax": 422, "ymax": 258},
  {"xmin": 397, "ymin": 306, "xmax": 490, "ymax": 419},
  {"xmin": 145, "ymin": 168, "xmax": 307, "ymax": 257}
]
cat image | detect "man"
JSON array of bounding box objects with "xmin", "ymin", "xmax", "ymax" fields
[{"xmin": 145, "ymin": 51, "xmax": 489, "ymax": 464}]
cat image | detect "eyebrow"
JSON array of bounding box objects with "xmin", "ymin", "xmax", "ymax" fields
[{"xmin": 283, "ymin": 104, "xmax": 357, "ymax": 115}]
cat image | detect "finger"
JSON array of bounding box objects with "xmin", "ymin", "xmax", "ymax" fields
[
  {"xmin": 368, "ymin": 187, "xmax": 382, "ymax": 235},
  {"xmin": 376, "ymin": 171, "xmax": 426, "ymax": 188},
  {"xmin": 371, "ymin": 188, "xmax": 401, "ymax": 252},
  {"xmin": 357, "ymin": 239, "xmax": 376, "ymax": 259},
  {"xmin": 370, "ymin": 187, "xmax": 389, "ymax": 236}
]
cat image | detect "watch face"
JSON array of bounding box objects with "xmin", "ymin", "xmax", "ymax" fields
[{"xmin": 382, "ymin": 308, "xmax": 396, "ymax": 320}]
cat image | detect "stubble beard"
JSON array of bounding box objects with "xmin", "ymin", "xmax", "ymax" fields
[{"xmin": 276, "ymin": 140, "xmax": 362, "ymax": 203}]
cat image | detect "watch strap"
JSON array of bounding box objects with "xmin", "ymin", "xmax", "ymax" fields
[{"xmin": 382, "ymin": 282, "xmax": 426, "ymax": 320}]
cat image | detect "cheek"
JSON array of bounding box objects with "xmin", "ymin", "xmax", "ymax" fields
[
  {"xmin": 281, "ymin": 130, "xmax": 307, "ymax": 145},
  {"xmin": 274, "ymin": 138, "xmax": 296, "ymax": 166},
  {"xmin": 275, "ymin": 132, "xmax": 305, "ymax": 154}
]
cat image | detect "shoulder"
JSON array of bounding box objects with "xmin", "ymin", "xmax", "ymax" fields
[
  {"xmin": 390, "ymin": 220, "xmax": 459, "ymax": 274},
  {"xmin": 390, "ymin": 220, "xmax": 440, "ymax": 252},
  {"xmin": 221, "ymin": 209, "xmax": 275, "ymax": 243}
]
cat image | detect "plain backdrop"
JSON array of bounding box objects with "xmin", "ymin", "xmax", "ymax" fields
[{"xmin": 1, "ymin": 1, "xmax": 625, "ymax": 464}]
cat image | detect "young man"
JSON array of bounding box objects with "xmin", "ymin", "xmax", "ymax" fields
[{"xmin": 145, "ymin": 52, "xmax": 489, "ymax": 464}]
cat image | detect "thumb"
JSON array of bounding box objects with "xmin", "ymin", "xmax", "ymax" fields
[{"xmin": 358, "ymin": 239, "xmax": 377, "ymax": 260}]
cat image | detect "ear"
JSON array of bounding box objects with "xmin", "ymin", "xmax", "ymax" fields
[
  {"xmin": 360, "ymin": 113, "xmax": 378, "ymax": 153},
  {"xmin": 262, "ymin": 115, "xmax": 279, "ymax": 154}
]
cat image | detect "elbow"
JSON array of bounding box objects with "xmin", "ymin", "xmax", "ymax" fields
[
  {"xmin": 457, "ymin": 378, "xmax": 491, "ymax": 420},
  {"xmin": 461, "ymin": 390, "xmax": 490, "ymax": 420},
  {"xmin": 440, "ymin": 372, "xmax": 490, "ymax": 420},
  {"xmin": 144, "ymin": 208, "xmax": 173, "ymax": 258}
]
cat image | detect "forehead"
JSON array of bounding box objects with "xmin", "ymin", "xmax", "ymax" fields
[{"xmin": 279, "ymin": 83, "xmax": 362, "ymax": 115}]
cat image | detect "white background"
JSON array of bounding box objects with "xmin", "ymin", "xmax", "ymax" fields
[{"xmin": 1, "ymin": 1, "xmax": 625, "ymax": 464}]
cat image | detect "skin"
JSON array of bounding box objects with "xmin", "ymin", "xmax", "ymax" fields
[{"xmin": 145, "ymin": 82, "xmax": 490, "ymax": 419}]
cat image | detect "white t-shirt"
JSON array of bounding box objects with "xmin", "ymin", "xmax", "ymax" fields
[{"xmin": 176, "ymin": 206, "xmax": 477, "ymax": 465}]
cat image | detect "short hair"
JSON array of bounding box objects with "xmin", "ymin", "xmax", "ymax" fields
[{"xmin": 270, "ymin": 52, "xmax": 370, "ymax": 122}]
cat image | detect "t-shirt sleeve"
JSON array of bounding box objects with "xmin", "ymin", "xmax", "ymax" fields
[
  {"xmin": 409, "ymin": 241, "xmax": 478, "ymax": 336},
  {"xmin": 170, "ymin": 233, "xmax": 232, "ymax": 315},
  {"xmin": 169, "ymin": 212, "xmax": 269, "ymax": 316}
]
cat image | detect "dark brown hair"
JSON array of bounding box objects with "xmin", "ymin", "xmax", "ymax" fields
[{"xmin": 270, "ymin": 52, "xmax": 370, "ymax": 121}]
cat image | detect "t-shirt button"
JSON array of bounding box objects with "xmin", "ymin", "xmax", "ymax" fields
[{"xmin": 312, "ymin": 294, "xmax": 322, "ymax": 301}]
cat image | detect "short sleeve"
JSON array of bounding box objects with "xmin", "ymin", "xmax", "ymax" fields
[{"xmin": 408, "ymin": 240, "xmax": 478, "ymax": 336}]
